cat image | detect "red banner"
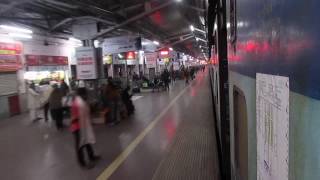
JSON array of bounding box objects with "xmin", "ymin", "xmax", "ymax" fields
[
  {"xmin": 0, "ymin": 42, "xmax": 22, "ymax": 72},
  {"xmin": 26, "ymin": 55, "xmax": 68, "ymax": 66}
]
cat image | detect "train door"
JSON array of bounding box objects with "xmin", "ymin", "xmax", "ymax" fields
[{"xmin": 233, "ymin": 87, "xmax": 248, "ymax": 180}]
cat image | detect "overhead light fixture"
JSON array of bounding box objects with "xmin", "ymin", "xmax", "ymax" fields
[
  {"xmin": 9, "ymin": 33, "xmax": 32, "ymax": 39},
  {"xmin": 160, "ymin": 51, "xmax": 169, "ymax": 55},
  {"xmin": 199, "ymin": 45, "xmax": 202, "ymax": 48},
  {"xmin": 169, "ymin": 47, "xmax": 173, "ymax": 51},
  {"xmin": 196, "ymin": 38, "xmax": 199, "ymax": 41},
  {"xmin": 190, "ymin": 25, "xmax": 195, "ymax": 32},
  {"xmin": 118, "ymin": 54, "xmax": 123, "ymax": 58},
  {"xmin": 0, "ymin": 25, "xmax": 33, "ymax": 34},
  {"xmin": 153, "ymin": 41, "xmax": 160, "ymax": 45},
  {"xmin": 176, "ymin": 0, "xmax": 182, "ymax": 2}
]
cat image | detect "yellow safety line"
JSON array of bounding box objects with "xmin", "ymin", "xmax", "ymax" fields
[{"xmin": 97, "ymin": 84, "xmax": 191, "ymax": 180}]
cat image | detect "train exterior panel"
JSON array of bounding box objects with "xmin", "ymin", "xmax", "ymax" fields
[{"xmin": 222, "ymin": 0, "xmax": 320, "ymax": 179}]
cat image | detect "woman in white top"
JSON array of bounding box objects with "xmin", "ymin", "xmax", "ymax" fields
[{"xmin": 28, "ymin": 82, "xmax": 41, "ymax": 122}]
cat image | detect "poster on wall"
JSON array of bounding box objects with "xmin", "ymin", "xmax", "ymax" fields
[
  {"xmin": 76, "ymin": 47, "xmax": 97, "ymax": 80},
  {"xmin": 0, "ymin": 42, "xmax": 22, "ymax": 72},
  {"xmin": 256, "ymin": 73, "xmax": 289, "ymax": 180}
]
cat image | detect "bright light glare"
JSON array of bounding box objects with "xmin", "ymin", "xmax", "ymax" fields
[
  {"xmin": 169, "ymin": 47, "xmax": 173, "ymax": 51},
  {"xmin": 176, "ymin": 0, "xmax": 182, "ymax": 2},
  {"xmin": 69, "ymin": 37, "xmax": 82, "ymax": 42},
  {"xmin": 9, "ymin": 33, "xmax": 32, "ymax": 39},
  {"xmin": 118, "ymin": 54, "xmax": 123, "ymax": 58},
  {"xmin": 190, "ymin": 25, "xmax": 195, "ymax": 32},
  {"xmin": 153, "ymin": 41, "xmax": 159, "ymax": 45},
  {"xmin": 142, "ymin": 41, "xmax": 149, "ymax": 45},
  {"xmin": 0, "ymin": 25, "xmax": 33, "ymax": 34},
  {"xmin": 196, "ymin": 38, "xmax": 199, "ymax": 41},
  {"xmin": 0, "ymin": 36, "xmax": 15, "ymax": 43}
]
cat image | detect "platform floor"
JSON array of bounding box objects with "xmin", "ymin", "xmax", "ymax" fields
[{"xmin": 0, "ymin": 70, "xmax": 220, "ymax": 180}]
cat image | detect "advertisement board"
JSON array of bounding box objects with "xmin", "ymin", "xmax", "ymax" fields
[
  {"xmin": 0, "ymin": 42, "xmax": 22, "ymax": 72},
  {"xmin": 102, "ymin": 36, "xmax": 141, "ymax": 54},
  {"xmin": 145, "ymin": 52, "xmax": 157, "ymax": 68},
  {"xmin": 25, "ymin": 55, "xmax": 68, "ymax": 66},
  {"xmin": 76, "ymin": 47, "xmax": 97, "ymax": 80}
]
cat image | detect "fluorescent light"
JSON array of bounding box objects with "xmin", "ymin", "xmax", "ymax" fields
[
  {"xmin": 139, "ymin": 50, "xmax": 144, "ymax": 53},
  {"xmin": 0, "ymin": 37, "xmax": 15, "ymax": 43},
  {"xmin": 69, "ymin": 37, "xmax": 82, "ymax": 43},
  {"xmin": 190, "ymin": 25, "xmax": 195, "ymax": 32},
  {"xmin": 153, "ymin": 41, "xmax": 159, "ymax": 45},
  {"xmin": 227, "ymin": 22, "xmax": 231, "ymax": 28},
  {"xmin": 9, "ymin": 33, "xmax": 32, "ymax": 39},
  {"xmin": 118, "ymin": 54, "xmax": 123, "ymax": 58},
  {"xmin": 0, "ymin": 25, "xmax": 32, "ymax": 34},
  {"xmin": 169, "ymin": 47, "xmax": 173, "ymax": 51},
  {"xmin": 142, "ymin": 41, "xmax": 149, "ymax": 45}
]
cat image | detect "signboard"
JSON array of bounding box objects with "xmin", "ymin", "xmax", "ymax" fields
[
  {"xmin": 0, "ymin": 42, "xmax": 22, "ymax": 72},
  {"xmin": 256, "ymin": 73, "xmax": 289, "ymax": 180},
  {"xmin": 76, "ymin": 47, "xmax": 97, "ymax": 79},
  {"xmin": 145, "ymin": 52, "xmax": 157, "ymax": 68},
  {"xmin": 25, "ymin": 55, "xmax": 68, "ymax": 66},
  {"xmin": 102, "ymin": 36, "xmax": 141, "ymax": 54},
  {"xmin": 103, "ymin": 55, "xmax": 112, "ymax": 64}
]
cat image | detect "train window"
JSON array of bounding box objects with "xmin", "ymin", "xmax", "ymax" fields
[{"xmin": 233, "ymin": 86, "xmax": 248, "ymax": 180}]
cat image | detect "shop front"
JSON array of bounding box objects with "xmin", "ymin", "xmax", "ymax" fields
[
  {"xmin": 24, "ymin": 55, "xmax": 69, "ymax": 84},
  {"xmin": 0, "ymin": 41, "xmax": 23, "ymax": 118}
]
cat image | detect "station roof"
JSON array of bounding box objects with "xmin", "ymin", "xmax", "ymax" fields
[{"xmin": 0, "ymin": 0, "xmax": 208, "ymax": 57}]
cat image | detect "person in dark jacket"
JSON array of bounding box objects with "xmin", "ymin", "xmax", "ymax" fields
[
  {"xmin": 49, "ymin": 84, "xmax": 64, "ymax": 130},
  {"xmin": 121, "ymin": 87, "xmax": 135, "ymax": 116}
]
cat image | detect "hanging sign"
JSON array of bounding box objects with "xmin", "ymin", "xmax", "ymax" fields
[
  {"xmin": 256, "ymin": 73, "xmax": 289, "ymax": 180},
  {"xmin": 102, "ymin": 36, "xmax": 141, "ymax": 54},
  {"xmin": 76, "ymin": 47, "xmax": 97, "ymax": 80}
]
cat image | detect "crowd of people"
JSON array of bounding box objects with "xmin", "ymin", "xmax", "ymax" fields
[{"xmin": 26, "ymin": 65, "xmax": 205, "ymax": 169}]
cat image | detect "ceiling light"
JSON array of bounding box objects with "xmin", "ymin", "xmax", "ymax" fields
[
  {"xmin": 153, "ymin": 41, "xmax": 160, "ymax": 45},
  {"xmin": 196, "ymin": 38, "xmax": 199, "ymax": 41},
  {"xmin": 9, "ymin": 33, "xmax": 32, "ymax": 39},
  {"xmin": 169, "ymin": 47, "xmax": 173, "ymax": 51},
  {"xmin": 176, "ymin": 0, "xmax": 182, "ymax": 2},
  {"xmin": 0, "ymin": 25, "xmax": 32, "ymax": 34},
  {"xmin": 190, "ymin": 25, "xmax": 195, "ymax": 32},
  {"xmin": 118, "ymin": 54, "xmax": 123, "ymax": 58}
]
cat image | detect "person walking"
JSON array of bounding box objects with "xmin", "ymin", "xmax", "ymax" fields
[
  {"xmin": 162, "ymin": 69, "xmax": 170, "ymax": 91},
  {"xmin": 184, "ymin": 68, "xmax": 190, "ymax": 85},
  {"xmin": 28, "ymin": 82, "xmax": 41, "ymax": 122},
  {"xmin": 70, "ymin": 88, "xmax": 100, "ymax": 168},
  {"xmin": 48, "ymin": 84, "xmax": 64, "ymax": 130}
]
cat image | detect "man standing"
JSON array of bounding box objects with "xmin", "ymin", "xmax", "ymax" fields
[{"xmin": 49, "ymin": 84, "xmax": 64, "ymax": 130}]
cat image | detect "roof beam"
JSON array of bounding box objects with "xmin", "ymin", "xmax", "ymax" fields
[
  {"xmin": 157, "ymin": 35, "xmax": 194, "ymax": 51},
  {"xmin": 91, "ymin": 1, "xmax": 175, "ymax": 40},
  {"xmin": 50, "ymin": 16, "xmax": 117, "ymax": 32}
]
